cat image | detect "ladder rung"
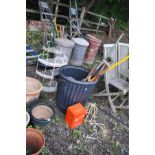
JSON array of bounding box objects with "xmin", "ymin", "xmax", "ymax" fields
[
  {"xmin": 41, "ymin": 8, "xmax": 51, "ymax": 13},
  {"xmin": 43, "ymin": 19, "xmax": 50, "ymax": 22},
  {"xmin": 42, "ymin": 12, "xmax": 52, "ymax": 16},
  {"xmin": 46, "ymin": 33, "xmax": 53, "ymax": 37},
  {"xmin": 70, "ymin": 18, "xmax": 79, "ymax": 22},
  {"xmin": 26, "ymin": 55, "xmax": 39, "ymax": 59},
  {"xmin": 26, "ymin": 49, "xmax": 34, "ymax": 53}
]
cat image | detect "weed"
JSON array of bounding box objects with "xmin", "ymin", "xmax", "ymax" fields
[
  {"xmin": 40, "ymin": 92, "xmax": 49, "ymax": 100},
  {"xmin": 55, "ymin": 116, "xmax": 60, "ymax": 122},
  {"xmin": 72, "ymin": 129, "xmax": 81, "ymax": 139},
  {"xmin": 111, "ymin": 140, "xmax": 121, "ymax": 152},
  {"xmin": 82, "ymin": 142, "xmax": 89, "ymax": 152},
  {"xmin": 41, "ymin": 146, "xmax": 50, "ymax": 155},
  {"xmin": 88, "ymin": 126, "xmax": 95, "ymax": 134},
  {"xmin": 51, "ymin": 119, "xmax": 56, "ymax": 125},
  {"xmin": 34, "ymin": 125, "xmax": 45, "ymax": 133},
  {"xmin": 27, "ymin": 125, "xmax": 33, "ymax": 128}
]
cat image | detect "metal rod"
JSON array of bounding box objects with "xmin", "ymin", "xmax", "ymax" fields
[
  {"xmin": 92, "ymin": 92, "xmax": 123, "ymax": 97},
  {"xmin": 107, "ymin": 33, "xmax": 124, "ymax": 58}
]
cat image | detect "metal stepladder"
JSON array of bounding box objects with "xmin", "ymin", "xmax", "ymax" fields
[
  {"xmin": 69, "ymin": 0, "xmax": 82, "ymax": 38},
  {"xmin": 38, "ymin": 0, "xmax": 56, "ymax": 47},
  {"xmin": 36, "ymin": 0, "xmax": 68, "ymax": 93}
]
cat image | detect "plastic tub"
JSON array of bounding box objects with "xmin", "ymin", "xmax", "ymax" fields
[
  {"xmin": 26, "ymin": 77, "xmax": 42, "ymax": 103},
  {"xmin": 26, "ymin": 128, "xmax": 45, "ymax": 155},
  {"xmin": 55, "ymin": 38, "xmax": 75, "ymax": 64},
  {"xmin": 70, "ymin": 38, "xmax": 89, "ymax": 66},
  {"xmin": 84, "ymin": 34, "xmax": 102, "ymax": 64},
  {"xmin": 29, "ymin": 103, "xmax": 55, "ymax": 126},
  {"xmin": 56, "ymin": 65, "xmax": 97, "ymax": 114}
]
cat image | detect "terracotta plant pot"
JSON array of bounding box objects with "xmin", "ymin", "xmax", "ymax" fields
[
  {"xmin": 26, "ymin": 128, "xmax": 45, "ymax": 155},
  {"xmin": 84, "ymin": 34, "xmax": 102, "ymax": 64},
  {"xmin": 26, "ymin": 112, "xmax": 30, "ymax": 127},
  {"xmin": 26, "ymin": 77, "xmax": 42, "ymax": 103}
]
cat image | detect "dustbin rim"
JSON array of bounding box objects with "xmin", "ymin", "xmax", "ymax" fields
[
  {"xmin": 59, "ymin": 65, "xmax": 97, "ymax": 85},
  {"xmin": 72, "ymin": 38, "xmax": 89, "ymax": 47},
  {"xmin": 55, "ymin": 38, "xmax": 75, "ymax": 48}
]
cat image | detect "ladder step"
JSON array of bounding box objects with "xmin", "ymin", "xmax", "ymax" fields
[
  {"xmin": 70, "ymin": 8, "xmax": 77, "ymax": 15},
  {"xmin": 26, "ymin": 55, "xmax": 39, "ymax": 59},
  {"xmin": 36, "ymin": 68, "xmax": 59, "ymax": 79},
  {"xmin": 42, "ymin": 12, "xmax": 52, "ymax": 16},
  {"xmin": 45, "ymin": 34, "xmax": 54, "ymax": 37},
  {"xmin": 43, "ymin": 19, "xmax": 50, "ymax": 22},
  {"xmin": 26, "ymin": 49, "xmax": 34, "ymax": 53},
  {"xmin": 40, "ymin": 2, "xmax": 49, "ymax": 9},
  {"xmin": 42, "ymin": 46, "xmax": 63, "ymax": 54},
  {"xmin": 38, "ymin": 57, "xmax": 68, "ymax": 68}
]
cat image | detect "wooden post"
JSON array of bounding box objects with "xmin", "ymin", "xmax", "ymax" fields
[
  {"xmin": 54, "ymin": 0, "xmax": 60, "ymax": 37},
  {"xmin": 26, "ymin": 1, "xmax": 112, "ymax": 34},
  {"xmin": 55, "ymin": 0, "xmax": 60, "ymax": 18},
  {"xmin": 79, "ymin": 7, "xmax": 85, "ymax": 28},
  {"xmin": 96, "ymin": 16, "xmax": 101, "ymax": 32},
  {"xmin": 49, "ymin": 0, "xmax": 54, "ymax": 11},
  {"xmin": 108, "ymin": 17, "xmax": 116, "ymax": 38}
]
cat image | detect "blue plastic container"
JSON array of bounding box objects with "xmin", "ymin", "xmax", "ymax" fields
[{"xmin": 56, "ymin": 65, "xmax": 97, "ymax": 114}]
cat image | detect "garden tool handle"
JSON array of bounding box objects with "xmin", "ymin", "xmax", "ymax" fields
[
  {"xmin": 89, "ymin": 65, "xmax": 106, "ymax": 82},
  {"xmin": 84, "ymin": 64, "xmax": 98, "ymax": 81},
  {"xmin": 89, "ymin": 60, "xmax": 109, "ymax": 79},
  {"xmin": 86, "ymin": 59, "xmax": 111, "ymax": 82},
  {"xmin": 90, "ymin": 60, "xmax": 110, "ymax": 82},
  {"xmin": 106, "ymin": 55, "xmax": 129, "ymax": 73}
]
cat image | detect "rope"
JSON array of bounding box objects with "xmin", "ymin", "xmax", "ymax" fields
[
  {"xmin": 85, "ymin": 102, "xmax": 98, "ymax": 123},
  {"xmin": 88, "ymin": 99, "xmax": 129, "ymax": 127}
]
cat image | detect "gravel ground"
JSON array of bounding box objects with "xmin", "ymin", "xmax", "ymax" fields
[
  {"xmin": 26, "ymin": 63, "xmax": 128, "ymax": 155},
  {"xmin": 26, "ymin": 31, "xmax": 129, "ymax": 155}
]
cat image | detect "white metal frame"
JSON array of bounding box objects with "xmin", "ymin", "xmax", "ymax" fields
[
  {"xmin": 118, "ymin": 42, "xmax": 129, "ymax": 79},
  {"xmin": 35, "ymin": 46, "xmax": 67, "ymax": 93}
]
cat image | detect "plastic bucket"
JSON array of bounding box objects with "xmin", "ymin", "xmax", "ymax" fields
[
  {"xmin": 84, "ymin": 34, "xmax": 102, "ymax": 64},
  {"xmin": 70, "ymin": 38, "xmax": 89, "ymax": 66},
  {"xmin": 56, "ymin": 65, "xmax": 97, "ymax": 114},
  {"xmin": 55, "ymin": 38, "xmax": 75, "ymax": 64},
  {"xmin": 26, "ymin": 128, "xmax": 45, "ymax": 155}
]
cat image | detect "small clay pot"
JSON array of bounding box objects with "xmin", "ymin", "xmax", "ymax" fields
[
  {"xmin": 26, "ymin": 128, "xmax": 45, "ymax": 155},
  {"xmin": 26, "ymin": 77, "xmax": 42, "ymax": 103}
]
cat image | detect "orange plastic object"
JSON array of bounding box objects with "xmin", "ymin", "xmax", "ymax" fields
[{"xmin": 65, "ymin": 103, "xmax": 87, "ymax": 129}]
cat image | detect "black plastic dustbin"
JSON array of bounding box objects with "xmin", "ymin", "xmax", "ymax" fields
[{"xmin": 56, "ymin": 65, "xmax": 97, "ymax": 114}]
